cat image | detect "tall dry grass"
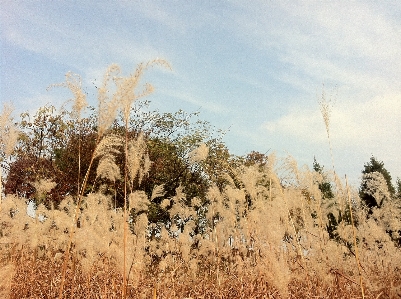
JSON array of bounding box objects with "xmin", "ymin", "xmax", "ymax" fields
[
  {"xmin": 1, "ymin": 157, "xmax": 400, "ymax": 298},
  {"xmin": 0, "ymin": 66, "xmax": 400, "ymax": 298}
]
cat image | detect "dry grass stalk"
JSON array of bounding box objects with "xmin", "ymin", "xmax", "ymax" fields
[
  {"xmin": 117, "ymin": 59, "xmax": 170, "ymax": 298},
  {"xmin": 318, "ymin": 85, "xmax": 337, "ymax": 173},
  {"xmin": 346, "ymin": 175, "xmax": 365, "ymax": 298},
  {"xmin": 48, "ymin": 71, "xmax": 88, "ymax": 195}
]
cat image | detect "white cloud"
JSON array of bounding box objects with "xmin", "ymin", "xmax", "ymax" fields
[
  {"xmin": 263, "ymin": 108, "xmax": 326, "ymax": 143},
  {"xmin": 230, "ymin": 1, "xmax": 401, "ymax": 94},
  {"xmin": 262, "ymin": 93, "xmax": 401, "ymax": 153},
  {"xmin": 332, "ymin": 94, "xmax": 401, "ymax": 149},
  {"xmin": 160, "ymin": 89, "xmax": 227, "ymax": 114},
  {"xmin": 117, "ymin": 0, "xmax": 188, "ymax": 33}
]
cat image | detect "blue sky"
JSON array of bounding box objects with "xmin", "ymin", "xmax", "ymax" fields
[{"xmin": 1, "ymin": 0, "xmax": 400, "ymax": 187}]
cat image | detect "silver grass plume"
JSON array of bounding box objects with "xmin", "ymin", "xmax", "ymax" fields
[
  {"xmin": 31, "ymin": 179, "xmax": 57, "ymax": 204},
  {"xmin": 127, "ymin": 133, "xmax": 151, "ymax": 186},
  {"xmin": 116, "ymin": 59, "xmax": 171, "ymax": 126},
  {"xmin": 97, "ymin": 64, "xmax": 121, "ymax": 138},
  {"xmin": 129, "ymin": 190, "xmax": 149, "ymax": 212},
  {"xmin": 151, "ymin": 184, "xmax": 166, "ymax": 201},
  {"xmin": 93, "ymin": 134, "xmax": 124, "ymax": 159},
  {"xmin": 96, "ymin": 153, "xmax": 121, "ymax": 182},
  {"xmin": 318, "ymin": 85, "xmax": 337, "ymax": 172},
  {"xmin": 361, "ymin": 172, "xmax": 392, "ymax": 207},
  {"xmin": 0, "ymin": 103, "xmax": 19, "ymax": 158},
  {"xmin": 48, "ymin": 72, "xmax": 88, "ymax": 120},
  {"xmin": 188, "ymin": 143, "xmax": 209, "ymax": 164}
]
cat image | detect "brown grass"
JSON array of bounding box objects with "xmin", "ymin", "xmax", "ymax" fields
[{"xmin": 2, "ymin": 246, "xmax": 397, "ymax": 299}]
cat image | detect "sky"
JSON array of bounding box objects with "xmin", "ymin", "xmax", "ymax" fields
[{"xmin": 1, "ymin": 0, "xmax": 400, "ymax": 187}]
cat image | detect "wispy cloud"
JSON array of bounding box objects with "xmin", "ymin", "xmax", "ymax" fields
[
  {"xmin": 263, "ymin": 92, "xmax": 401, "ymax": 151},
  {"xmin": 263, "ymin": 107, "xmax": 325, "ymax": 143},
  {"xmin": 117, "ymin": 0, "xmax": 188, "ymax": 33},
  {"xmin": 230, "ymin": 1, "xmax": 401, "ymax": 94},
  {"xmin": 332, "ymin": 94, "xmax": 401, "ymax": 148},
  {"xmin": 1, "ymin": 1, "xmax": 166, "ymax": 72},
  {"xmin": 159, "ymin": 89, "xmax": 227, "ymax": 114}
]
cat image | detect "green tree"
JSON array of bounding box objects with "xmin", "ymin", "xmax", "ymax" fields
[
  {"xmin": 17, "ymin": 105, "xmax": 70, "ymax": 160},
  {"xmin": 396, "ymin": 177, "xmax": 401, "ymax": 200},
  {"xmin": 359, "ymin": 156, "xmax": 401, "ymax": 246},
  {"xmin": 359, "ymin": 156, "xmax": 395, "ymax": 212},
  {"xmin": 313, "ymin": 157, "xmax": 334, "ymax": 200},
  {"xmin": 5, "ymin": 102, "xmax": 223, "ymax": 224},
  {"xmin": 5, "ymin": 105, "xmax": 78, "ymax": 207}
]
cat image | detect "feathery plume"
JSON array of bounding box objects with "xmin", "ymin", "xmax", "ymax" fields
[
  {"xmin": 93, "ymin": 134, "xmax": 123, "ymax": 159},
  {"xmin": 96, "ymin": 153, "xmax": 121, "ymax": 182},
  {"xmin": 31, "ymin": 179, "xmax": 57, "ymax": 204},
  {"xmin": 48, "ymin": 72, "xmax": 88, "ymax": 119},
  {"xmin": 129, "ymin": 190, "xmax": 149, "ymax": 211},
  {"xmin": 151, "ymin": 184, "xmax": 166, "ymax": 201},
  {"xmin": 188, "ymin": 143, "xmax": 209, "ymax": 164},
  {"xmin": 97, "ymin": 64, "xmax": 121, "ymax": 138},
  {"xmin": 127, "ymin": 133, "xmax": 150, "ymax": 185},
  {"xmin": 0, "ymin": 103, "xmax": 19, "ymax": 157}
]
